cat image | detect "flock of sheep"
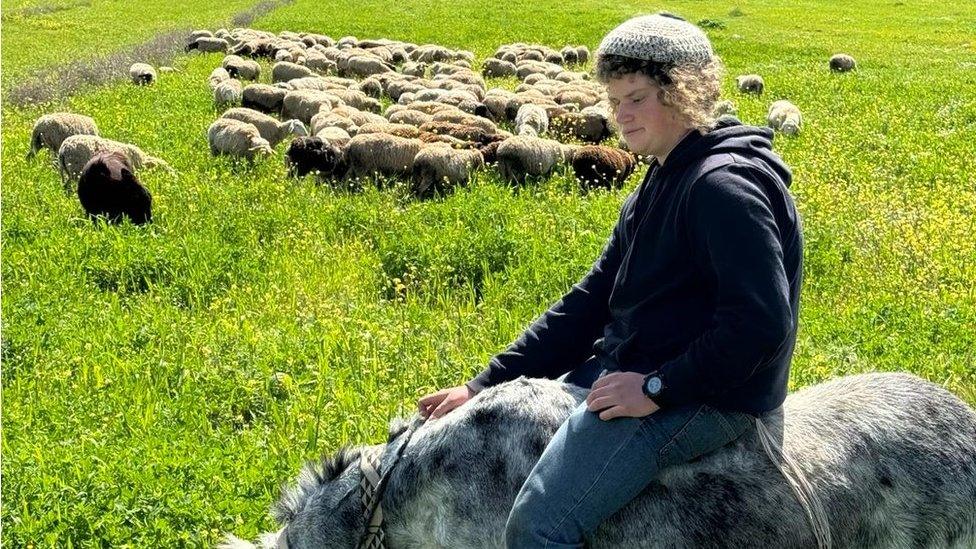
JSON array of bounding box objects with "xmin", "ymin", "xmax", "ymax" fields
[{"xmin": 27, "ymin": 26, "xmax": 858, "ymax": 224}]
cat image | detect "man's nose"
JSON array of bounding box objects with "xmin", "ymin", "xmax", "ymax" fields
[{"xmin": 615, "ymin": 105, "xmax": 632, "ymax": 125}]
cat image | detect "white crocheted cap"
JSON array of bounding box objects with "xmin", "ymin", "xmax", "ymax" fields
[{"xmin": 597, "ymin": 13, "xmax": 713, "ymax": 66}]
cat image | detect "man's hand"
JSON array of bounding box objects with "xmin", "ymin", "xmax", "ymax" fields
[
  {"xmin": 586, "ymin": 371, "xmax": 659, "ymax": 420},
  {"xmin": 418, "ymin": 385, "xmax": 476, "ymax": 419}
]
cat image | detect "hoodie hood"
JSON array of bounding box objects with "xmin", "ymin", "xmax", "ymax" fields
[{"xmin": 660, "ymin": 116, "xmax": 792, "ymax": 187}]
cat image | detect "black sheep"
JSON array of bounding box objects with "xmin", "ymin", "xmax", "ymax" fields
[
  {"xmin": 285, "ymin": 136, "xmax": 347, "ymax": 180},
  {"xmin": 77, "ymin": 150, "xmax": 152, "ymax": 225}
]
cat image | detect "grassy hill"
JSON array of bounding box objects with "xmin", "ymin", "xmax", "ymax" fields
[{"xmin": 2, "ymin": 0, "xmax": 974, "ymax": 545}]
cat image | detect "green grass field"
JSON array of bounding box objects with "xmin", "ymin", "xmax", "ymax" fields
[{"xmin": 2, "ymin": 0, "xmax": 975, "ymax": 545}]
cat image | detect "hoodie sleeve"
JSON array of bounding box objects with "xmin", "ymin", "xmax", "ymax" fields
[
  {"xmin": 465, "ymin": 192, "xmax": 635, "ymax": 393},
  {"xmin": 654, "ymin": 163, "xmax": 794, "ymax": 408}
]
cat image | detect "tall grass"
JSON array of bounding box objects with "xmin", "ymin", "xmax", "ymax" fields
[{"xmin": 2, "ymin": 0, "xmax": 974, "ymax": 545}]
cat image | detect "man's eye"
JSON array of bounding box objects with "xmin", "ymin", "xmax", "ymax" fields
[{"xmin": 633, "ymin": 96, "xmax": 646, "ymax": 104}]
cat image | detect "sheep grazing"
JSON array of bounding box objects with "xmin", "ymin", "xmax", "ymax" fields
[
  {"xmin": 310, "ymin": 112, "xmax": 360, "ymax": 137},
  {"xmin": 713, "ymin": 99, "xmax": 737, "ymax": 117},
  {"xmin": 207, "ymin": 118, "xmax": 274, "ymax": 160},
  {"xmin": 495, "ymin": 135, "xmax": 573, "ymax": 184},
  {"xmin": 549, "ymin": 107, "xmax": 613, "ymax": 144},
  {"xmin": 242, "ymin": 84, "xmax": 287, "ymax": 114},
  {"xmin": 208, "ymin": 66, "xmax": 231, "ymax": 91},
  {"xmin": 560, "ymin": 46, "xmax": 579, "ymax": 65},
  {"xmin": 569, "ymin": 145, "xmax": 636, "ymax": 190},
  {"xmin": 222, "ymin": 55, "xmax": 261, "ymax": 80},
  {"xmin": 314, "ymin": 126, "xmax": 352, "ymax": 148},
  {"xmin": 736, "ymin": 74, "xmax": 764, "ymax": 95},
  {"xmin": 272, "ymin": 61, "xmax": 316, "ymax": 83},
  {"xmin": 343, "ymin": 55, "xmax": 393, "ymax": 78},
  {"xmin": 411, "ymin": 146, "xmax": 484, "ymax": 198},
  {"xmin": 344, "ymin": 133, "xmax": 424, "ymax": 179},
  {"xmin": 419, "ymin": 121, "xmax": 495, "ymax": 145},
  {"xmin": 221, "ymin": 107, "xmax": 307, "ymax": 146},
  {"xmin": 478, "ymin": 140, "xmax": 504, "ymax": 165},
  {"xmin": 27, "ymin": 112, "xmax": 99, "ymax": 159},
  {"xmin": 357, "ymin": 122, "xmax": 423, "ymax": 139},
  {"xmin": 284, "ymin": 136, "xmax": 347, "ymax": 179},
  {"xmin": 186, "ymin": 36, "xmax": 229, "ymax": 53},
  {"xmin": 214, "ymin": 78, "xmax": 243, "ymax": 110},
  {"xmin": 829, "ymin": 53, "xmax": 857, "ymax": 72},
  {"xmin": 515, "ymin": 103, "xmax": 549, "ymax": 136},
  {"xmin": 767, "ymin": 100, "xmax": 803, "ymax": 136},
  {"xmin": 128, "ymin": 63, "xmax": 156, "ymax": 85},
  {"xmin": 281, "ymin": 89, "xmax": 336, "ymax": 124},
  {"xmin": 388, "ymin": 109, "xmax": 433, "ymax": 127},
  {"xmin": 77, "ymin": 150, "xmax": 152, "ymax": 225},
  {"xmin": 481, "ymin": 58, "xmax": 517, "ymax": 79},
  {"xmin": 57, "ymin": 135, "xmax": 173, "ymax": 185}
]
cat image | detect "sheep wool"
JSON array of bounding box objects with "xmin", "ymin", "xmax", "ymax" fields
[
  {"xmin": 57, "ymin": 135, "xmax": 172, "ymax": 184},
  {"xmin": 829, "ymin": 53, "xmax": 857, "ymax": 72},
  {"xmin": 77, "ymin": 150, "xmax": 152, "ymax": 225},
  {"xmin": 207, "ymin": 118, "xmax": 274, "ymax": 160},
  {"xmin": 214, "ymin": 79, "xmax": 243, "ymax": 109},
  {"xmin": 27, "ymin": 112, "xmax": 99, "ymax": 159},
  {"xmin": 569, "ymin": 145, "xmax": 636, "ymax": 189},
  {"xmin": 515, "ymin": 103, "xmax": 549, "ymax": 136},
  {"xmin": 736, "ymin": 74, "xmax": 764, "ymax": 95},
  {"xmin": 129, "ymin": 63, "xmax": 156, "ymax": 85},
  {"xmin": 221, "ymin": 107, "xmax": 308, "ymax": 146},
  {"xmin": 767, "ymin": 100, "xmax": 802, "ymax": 136},
  {"xmin": 411, "ymin": 146, "xmax": 484, "ymax": 198},
  {"xmin": 495, "ymin": 135, "xmax": 570, "ymax": 184},
  {"xmin": 242, "ymin": 84, "xmax": 287, "ymax": 114},
  {"xmin": 345, "ymin": 132, "xmax": 424, "ymax": 178}
]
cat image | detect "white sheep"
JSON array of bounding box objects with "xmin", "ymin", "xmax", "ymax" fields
[
  {"xmin": 221, "ymin": 107, "xmax": 308, "ymax": 146},
  {"xmin": 242, "ymin": 84, "xmax": 287, "ymax": 114},
  {"xmin": 27, "ymin": 112, "xmax": 99, "ymax": 159},
  {"xmin": 207, "ymin": 118, "xmax": 274, "ymax": 160},
  {"xmin": 209, "ymin": 67, "xmax": 231, "ymax": 91},
  {"xmin": 315, "ymin": 126, "xmax": 352, "ymax": 147},
  {"xmin": 272, "ymin": 61, "xmax": 316, "ymax": 83},
  {"xmin": 495, "ymin": 135, "xmax": 574, "ymax": 184},
  {"xmin": 214, "ymin": 78, "xmax": 243, "ymax": 110},
  {"xmin": 515, "ymin": 103, "xmax": 549, "ymax": 136},
  {"xmin": 57, "ymin": 135, "xmax": 173, "ymax": 185},
  {"xmin": 309, "ymin": 112, "xmax": 360, "ymax": 136},
  {"xmin": 222, "ymin": 55, "xmax": 261, "ymax": 80},
  {"xmin": 344, "ymin": 132, "xmax": 425, "ymax": 178},
  {"xmin": 129, "ymin": 63, "xmax": 156, "ymax": 85},
  {"xmin": 388, "ymin": 109, "xmax": 433, "ymax": 127},
  {"xmin": 736, "ymin": 74, "xmax": 764, "ymax": 95},
  {"xmin": 281, "ymin": 89, "xmax": 337, "ymax": 124},
  {"xmin": 767, "ymin": 100, "xmax": 802, "ymax": 135},
  {"xmin": 187, "ymin": 36, "xmax": 229, "ymax": 53},
  {"xmin": 713, "ymin": 99, "xmax": 737, "ymax": 117},
  {"xmin": 411, "ymin": 145, "xmax": 485, "ymax": 197}
]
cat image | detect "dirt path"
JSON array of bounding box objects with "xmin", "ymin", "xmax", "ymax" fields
[{"xmin": 4, "ymin": 0, "xmax": 293, "ymax": 107}]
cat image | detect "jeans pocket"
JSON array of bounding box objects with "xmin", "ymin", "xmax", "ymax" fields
[{"xmin": 657, "ymin": 405, "xmax": 749, "ymax": 469}]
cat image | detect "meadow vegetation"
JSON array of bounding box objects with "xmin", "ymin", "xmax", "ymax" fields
[{"xmin": 2, "ymin": 0, "xmax": 974, "ymax": 545}]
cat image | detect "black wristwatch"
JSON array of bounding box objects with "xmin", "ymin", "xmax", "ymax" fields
[{"xmin": 642, "ymin": 372, "xmax": 666, "ymax": 402}]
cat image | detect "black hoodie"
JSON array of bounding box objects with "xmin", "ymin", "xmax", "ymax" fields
[{"xmin": 467, "ymin": 118, "xmax": 803, "ymax": 416}]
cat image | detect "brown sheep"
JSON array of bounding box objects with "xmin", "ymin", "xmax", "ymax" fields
[
  {"xmin": 569, "ymin": 145, "xmax": 637, "ymax": 190},
  {"xmin": 77, "ymin": 151, "xmax": 152, "ymax": 225}
]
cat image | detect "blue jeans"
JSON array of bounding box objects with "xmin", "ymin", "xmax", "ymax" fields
[{"xmin": 504, "ymin": 387, "xmax": 754, "ymax": 548}]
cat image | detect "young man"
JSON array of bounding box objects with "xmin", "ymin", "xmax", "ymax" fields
[{"xmin": 418, "ymin": 13, "xmax": 802, "ymax": 547}]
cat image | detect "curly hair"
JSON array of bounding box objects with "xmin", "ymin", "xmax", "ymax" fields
[{"xmin": 595, "ymin": 53, "xmax": 724, "ymax": 133}]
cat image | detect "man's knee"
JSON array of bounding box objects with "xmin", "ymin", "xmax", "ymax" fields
[{"xmin": 505, "ymin": 487, "xmax": 582, "ymax": 548}]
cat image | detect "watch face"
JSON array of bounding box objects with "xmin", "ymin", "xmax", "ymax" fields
[{"xmin": 645, "ymin": 376, "xmax": 663, "ymax": 395}]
